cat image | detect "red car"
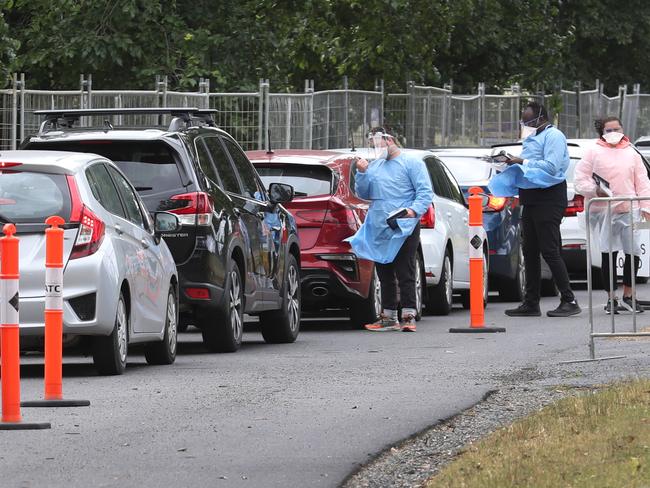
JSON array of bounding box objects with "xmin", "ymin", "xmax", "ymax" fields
[{"xmin": 247, "ymin": 149, "xmax": 381, "ymax": 326}]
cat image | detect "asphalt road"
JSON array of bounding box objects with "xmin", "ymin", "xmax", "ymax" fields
[{"xmin": 2, "ymin": 287, "xmax": 649, "ymax": 488}]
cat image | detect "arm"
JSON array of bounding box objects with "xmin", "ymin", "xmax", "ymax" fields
[
  {"xmin": 355, "ymin": 170, "xmax": 371, "ymax": 200},
  {"xmin": 525, "ymin": 130, "xmax": 569, "ymax": 176},
  {"xmin": 574, "ymin": 148, "xmax": 597, "ymax": 197},
  {"xmin": 407, "ymin": 159, "xmax": 434, "ymax": 217},
  {"xmin": 632, "ymin": 152, "xmax": 650, "ymax": 213}
]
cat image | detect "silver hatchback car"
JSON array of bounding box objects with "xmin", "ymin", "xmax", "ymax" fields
[{"xmin": 0, "ymin": 150, "xmax": 180, "ymax": 375}]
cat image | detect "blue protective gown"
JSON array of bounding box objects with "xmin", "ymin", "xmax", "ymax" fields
[
  {"xmin": 488, "ymin": 125, "xmax": 570, "ymax": 197},
  {"xmin": 346, "ymin": 152, "xmax": 433, "ymax": 264}
]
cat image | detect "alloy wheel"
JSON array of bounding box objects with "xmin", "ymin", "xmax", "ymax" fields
[
  {"xmin": 229, "ymin": 269, "xmax": 243, "ymax": 340},
  {"xmin": 166, "ymin": 291, "xmax": 177, "ymax": 356},
  {"xmin": 286, "ymin": 264, "xmax": 300, "ymax": 333},
  {"xmin": 116, "ymin": 298, "xmax": 128, "ymax": 364}
]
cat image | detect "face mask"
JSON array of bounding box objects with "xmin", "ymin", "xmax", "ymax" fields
[
  {"xmin": 520, "ymin": 124, "xmax": 537, "ymax": 140},
  {"xmin": 368, "ymin": 133, "xmax": 390, "ymax": 160},
  {"xmin": 603, "ymin": 132, "xmax": 624, "ymax": 145}
]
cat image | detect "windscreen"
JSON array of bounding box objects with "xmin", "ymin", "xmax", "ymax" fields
[
  {"xmin": 255, "ymin": 165, "xmax": 333, "ymax": 197},
  {"xmin": 24, "ymin": 141, "xmax": 183, "ymax": 195},
  {"xmin": 0, "ymin": 171, "xmax": 71, "ymax": 223},
  {"xmin": 436, "ymin": 156, "xmax": 492, "ymax": 184}
]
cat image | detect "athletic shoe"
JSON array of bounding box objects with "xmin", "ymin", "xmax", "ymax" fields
[
  {"xmin": 364, "ymin": 314, "xmax": 400, "ymax": 332},
  {"xmin": 504, "ymin": 302, "xmax": 541, "ymax": 317},
  {"xmin": 400, "ymin": 313, "xmax": 416, "ymax": 332},
  {"xmin": 619, "ymin": 296, "xmax": 644, "ymax": 314},
  {"xmin": 546, "ymin": 300, "xmax": 581, "ymax": 317},
  {"xmin": 604, "ymin": 298, "xmax": 619, "ymax": 315}
]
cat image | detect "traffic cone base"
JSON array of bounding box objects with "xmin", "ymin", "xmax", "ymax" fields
[
  {"xmin": 22, "ymin": 399, "xmax": 90, "ymax": 408},
  {"xmin": 0, "ymin": 421, "xmax": 51, "ymax": 430}
]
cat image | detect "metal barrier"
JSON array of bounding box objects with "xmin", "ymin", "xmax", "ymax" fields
[
  {"xmin": 580, "ymin": 196, "xmax": 650, "ymax": 362},
  {"xmin": 4, "ymin": 73, "xmax": 650, "ymax": 152}
]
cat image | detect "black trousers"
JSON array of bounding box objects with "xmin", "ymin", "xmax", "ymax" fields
[
  {"xmin": 522, "ymin": 205, "xmax": 575, "ymax": 304},
  {"xmin": 601, "ymin": 251, "xmax": 640, "ymax": 292},
  {"xmin": 376, "ymin": 224, "xmax": 420, "ymax": 310}
]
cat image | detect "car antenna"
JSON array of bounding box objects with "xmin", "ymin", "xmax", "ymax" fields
[
  {"xmin": 266, "ymin": 129, "xmax": 274, "ymax": 155},
  {"xmin": 350, "ymin": 128, "xmax": 356, "ymax": 152}
]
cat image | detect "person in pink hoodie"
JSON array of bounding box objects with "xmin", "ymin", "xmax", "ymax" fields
[{"xmin": 574, "ymin": 116, "xmax": 650, "ymax": 313}]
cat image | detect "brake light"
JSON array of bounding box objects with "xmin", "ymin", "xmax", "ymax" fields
[
  {"xmin": 565, "ymin": 194, "xmax": 585, "ymax": 217},
  {"xmin": 185, "ymin": 287, "xmax": 211, "ymax": 300},
  {"xmin": 67, "ymin": 174, "xmax": 105, "ymax": 259},
  {"xmin": 484, "ymin": 196, "xmax": 507, "ymax": 212},
  {"xmin": 0, "ymin": 162, "xmax": 22, "ymax": 168},
  {"xmin": 169, "ymin": 192, "xmax": 214, "ymax": 226},
  {"xmin": 420, "ymin": 205, "xmax": 435, "ymax": 228}
]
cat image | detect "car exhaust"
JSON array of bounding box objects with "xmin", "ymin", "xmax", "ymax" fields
[{"xmin": 311, "ymin": 286, "xmax": 329, "ymax": 297}]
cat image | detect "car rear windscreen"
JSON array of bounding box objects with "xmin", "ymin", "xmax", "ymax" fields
[
  {"xmin": 0, "ymin": 171, "xmax": 71, "ymax": 223},
  {"xmin": 256, "ymin": 165, "xmax": 333, "ymax": 196},
  {"xmin": 436, "ymin": 156, "xmax": 492, "ymax": 183},
  {"xmin": 25, "ymin": 141, "xmax": 183, "ymax": 195}
]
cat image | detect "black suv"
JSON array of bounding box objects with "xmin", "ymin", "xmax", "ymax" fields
[{"xmin": 23, "ymin": 108, "xmax": 301, "ymax": 352}]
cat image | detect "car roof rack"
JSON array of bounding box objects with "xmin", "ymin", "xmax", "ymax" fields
[{"xmin": 35, "ymin": 108, "xmax": 218, "ymax": 135}]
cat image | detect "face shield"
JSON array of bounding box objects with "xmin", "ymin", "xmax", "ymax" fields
[{"xmin": 367, "ymin": 130, "xmax": 392, "ymax": 160}]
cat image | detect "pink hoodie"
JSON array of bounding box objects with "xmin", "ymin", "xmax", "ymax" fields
[{"xmin": 574, "ymin": 137, "xmax": 650, "ymax": 213}]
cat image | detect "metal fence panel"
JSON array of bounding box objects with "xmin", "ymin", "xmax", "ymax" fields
[
  {"xmin": 21, "ymin": 90, "xmax": 84, "ymax": 139},
  {"xmin": 481, "ymin": 95, "xmax": 521, "ymax": 146},
  {"xmin": 384, "ymin": 93, "xmax": 408, "ymax": 145},
  {"xmin": 89, "ymin": 90, "xmax": 161, "ymax": 128},
  {"xmin": 210, "ymin": 93, "xmax": 262, "ymax": 151},
  {"xmin": 622, "ymin": 94, "xmax": 650, "ymax": 142},
  {"xmin": 448, "ymin": 95, "xmax": 481, "ymax": 146},
  {"xmin": 408, "ymin": 86, "xmax": 449, "ymax": 148},
  {"xmin": 267, "ymin": 93, "xmax": 312, "ymax": 150},
  {"xmin": 0, "ymin": 90, "xmax": 13, "ymax": 150},
  {"xmin": 557, "ymin": 90, "xmax": 579, "ymax": 139}
]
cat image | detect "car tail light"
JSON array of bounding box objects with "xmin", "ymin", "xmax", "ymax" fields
[
  {"xmin": 565, "ymin": 195, "xmax": 584, "ymax": 217},
  {"xmin": 169, "ymin": 192, "xmax": 214, "ymax": 226},
  {"xmin": 420, "ymin": 205, "xmax": 435, "ymax": 228},
  {"xmin": 67, "ymin": 175, "xmax": 105, "ymax": 260},
  {"xmin": 484, "ymin": 196, "xmax": 507, "ymax": 212},
  {"xmin": 0, "ymin": 162, "xmax": 22, "ymax": 168}
]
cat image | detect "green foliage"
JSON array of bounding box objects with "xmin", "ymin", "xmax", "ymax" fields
[{"xmin": 1, "ymin": 1, "xmax": 650, "ymax": 93}]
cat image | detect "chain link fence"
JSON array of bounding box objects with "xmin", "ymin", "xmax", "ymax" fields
[{"xmin": 2, "ymin": 74, "xmax": 650, "ymax": 152}]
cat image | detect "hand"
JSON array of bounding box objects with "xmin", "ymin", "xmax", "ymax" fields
[
  {"xmin": 355, "ymin": 157, "xmax": 369, "ymax": 173},
  {"xmin": 406, "ymin": 208, "xmax": 416, "ymax": 218},
  {"xmin": 507, "ymin": 157, "xmax": 524, "ymax": 165}
]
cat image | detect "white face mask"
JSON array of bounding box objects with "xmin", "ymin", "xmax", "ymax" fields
[
  {"xmin": 520, "ymin": 124, "xmax": 537, "ymax": 140},
  {"xmin": 603, "ymin": 132, "xmax": 624, "ymax": 145}
]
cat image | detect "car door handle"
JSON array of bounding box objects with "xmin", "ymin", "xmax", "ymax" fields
[
  {"xmin": 114, "ymin": 224, "xmax": 123, "ymax": 235},
  {"xmin": 141, "ymin": 238, "xmax": 150, "ymax": 249},
  {"xmin": 446, "ymin": 212, "xmax": 452, "ymax": 218}
]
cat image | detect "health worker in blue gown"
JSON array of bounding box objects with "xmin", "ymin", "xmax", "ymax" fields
[{"xmin": 346, "ymin": 127, "xmax": 433, "ymax": 332}]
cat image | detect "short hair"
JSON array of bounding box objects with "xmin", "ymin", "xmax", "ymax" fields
[
  {"xmin": 525, "ymin": 101, "xmax": 548, "ymax": 121},
  {"xmin": 594, "ymin": 116, "xmax": 622, "ymax": 137}
]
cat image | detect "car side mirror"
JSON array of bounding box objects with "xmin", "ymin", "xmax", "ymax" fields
[
  {"xmin": 269, "ymin": 182, "xmax": 294, "ymax": 204},
  {"xmin": 154, "ymin": 211, "xmax": 182, "ymax": 234}
]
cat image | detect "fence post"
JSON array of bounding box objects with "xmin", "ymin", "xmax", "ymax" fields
[
  {"xmin": 407, "ymin": 80, "xmax": 415, "ymax": 147},
  {"xmin": 304, "ymin": 79, "xmax": 314, "ymax": 149},
  {"xmin": 199, "ymin": 77, "xmax": 210, "ymax": 109},
  {"xmin": 478, "ymin": 82, "xmax": 485, "ymax": 146},
  {"xmin": 343, "ymin": 76, "xmax": 349, "ymax": 149},
  {"xmin": 325, "ymin": 91, "xmax": 330, "ymax": 149},
  {"xmin": 618, "ymin": 84, "xmax": 627, "ymax": 121},
  {"xmin": 575, "ymin": 81, "xmax": 582, "ymax": 138},
  {"xmin": 258, "ymin": 79, "xmax": 267, "ymax": 150},
  {"xmin": 11, "ymin": 73, "xmax": 17, "ymax": 149},
  {"xmin": 378, "ymin": 79, "xmax": 384, "ymax": 130}
]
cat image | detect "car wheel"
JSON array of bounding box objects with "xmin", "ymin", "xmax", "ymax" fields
[
  {"xmin": 144, "ymin": 285, "xmax": 178, "ymax": 365},
  {"xmin": 427, "ymin": 250, "xmax": 453, "ymax": 315},
  {"xmin": 201, "ymin": 260, "xmax": 244, "ymax": 352},
  {"xmin": 259, "ymin": 254, "xmax": 301, "ymax": 343},
  {"xmin": 350, "ymin": 267, "xmax": 382, "ymax": 328},
  {"xmin": 93, "ymin": 291, "xmax": 128, "ymax": 375},
  {"xmin": 460, "ymin": 252, "xmax": 488, "ymax": 309},
  {"xmin": 499, "ymin": 245, "xmax": 525, "ymax": 302}
]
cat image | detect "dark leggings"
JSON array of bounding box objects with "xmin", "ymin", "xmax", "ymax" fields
[{"xmin": 601, "ymin": 251, "xmax": 640, "ymax": 292}]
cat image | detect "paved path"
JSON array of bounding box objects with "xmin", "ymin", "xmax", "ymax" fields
[{"xmin": 2, "ymin": 287, "xmax": 649, "ymax": 487}]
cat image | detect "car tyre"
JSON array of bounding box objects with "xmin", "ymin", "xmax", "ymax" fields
[
  {"xmin": 350, "ymin": 267, "xmax": 382, "ymax": 328},
  {"xmin": 499, "ymin": 245, "xmax": 525, "ymax": 302},
  {"xmin": 144, "ymin": 285, "xmax": 178, "ymax": 365},
  {"xmin": 427, "ymin": 250, "xmax": 453, "ymax": 315},
  {"xmin": 93, "ymin": 291, "xmax": 128, "ymax": 375},
  {"xmin": 259, "ymin": 254, "xmax": 301, "ymax": 343},
  {"xmin": 201, "ymin": 260, "xmax": 244, "ymax": 352}
]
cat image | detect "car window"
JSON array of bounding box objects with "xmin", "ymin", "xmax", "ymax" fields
[
  {"xmin": 436, "ymin": 155, "xmax": 492, "ymax": 183},
  {"xmin": 440, "ymin": 162, "xmax": 465, "ymax": 205},
  {"xmin": 85, "ymin": 164, "xmax": 126, "ymax": 218},
  {"xmin": 424, "ymin": 156, "xmax": 452, "ymax": 199},
  {"xmin": 0, "ymin": 171, "xmax": 71, "ymax": 223},
  {"xmin": 195, "ymin": 138, "xmax": 221, "ymax": 186},
  {"xmin": 107, "ymin": 166, "xmax": 145, "ymax": 228},
  {"xmin": 28, "ymin": 140, "xmax": 184, "ymax": 196},
  {"xmin": 255, "ymin": 164, "xmax": 333, "ymax": 197},
  {"xmin": 203, "ymin": 136, "xmax": 241, "ymax": 194},
  {"xmin": 222, "ymin": 138, "xmax": 259, "ymax": 199}
]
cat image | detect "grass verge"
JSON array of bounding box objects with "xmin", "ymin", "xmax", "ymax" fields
[{"xmin": 427, "ymin": 379, "xmax": 650, "ymax": 488}]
